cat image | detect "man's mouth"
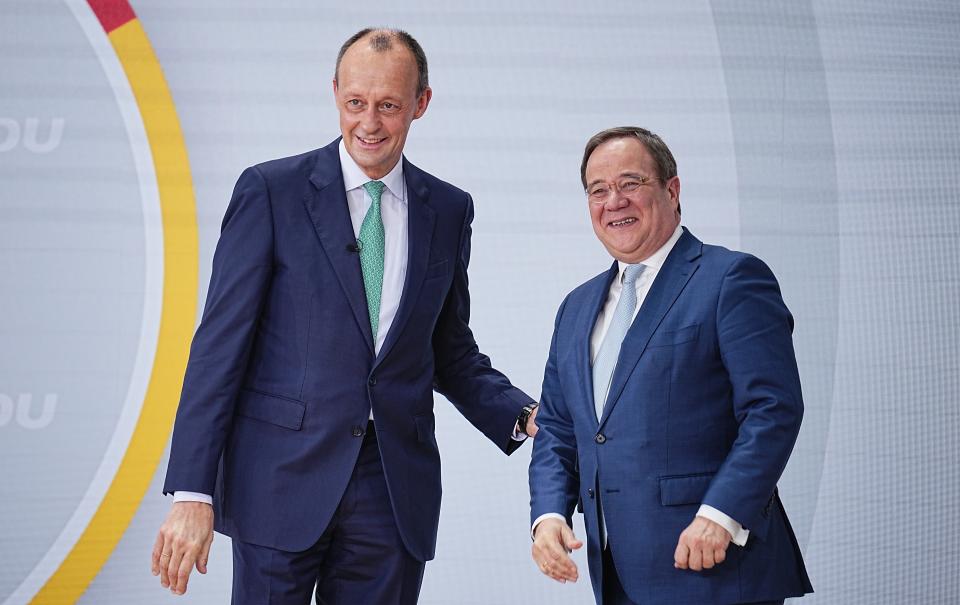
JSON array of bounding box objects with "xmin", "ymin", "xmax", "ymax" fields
[
  {"xmin": 356, "ymin": 135, "xmax": 386, "ymax": 147},
  {"xmin": 608, "ymin": 218, "xmax": 637, "ymax": 228}
]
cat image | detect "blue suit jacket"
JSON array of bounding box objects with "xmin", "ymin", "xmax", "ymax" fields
[
  {"xmin": 530, "ymin": 228, "xmax": 812, "ymax": 604},
  {"xmin": 163, "ymin": 139, "xmax": 531, "ymax": 561}
]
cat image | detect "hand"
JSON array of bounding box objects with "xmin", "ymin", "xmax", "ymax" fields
[
  {"xmin": 673, "ymin": 515, "xmax": 731, "ymax": 571},
  {"xmin": 525, "ymin": 404, "xmax": 539, "ymax": 437},
  {"xmin": 532, "ymin": 518, "xmax": 582, "ymax": 583},
  {"xmin": 151, "ymin": 501, "xmax": 215, "ymax": 595}
]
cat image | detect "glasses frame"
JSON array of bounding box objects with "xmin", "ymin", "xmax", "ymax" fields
[{"xmin": 585, "ymin": 174, "xmax": 662, "ymax": 206}]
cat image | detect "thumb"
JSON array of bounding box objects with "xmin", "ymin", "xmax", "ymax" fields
[{"xmin": 560, "ymin": 525, "xmax": 583, "ymax": 551}]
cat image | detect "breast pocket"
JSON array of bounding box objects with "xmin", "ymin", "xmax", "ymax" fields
[{"xmin": 648, "ymin": 323, "xmax": 700, "ymax": 348}]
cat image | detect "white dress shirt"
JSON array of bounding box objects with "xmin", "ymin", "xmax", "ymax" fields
[
  {"xmin": 532, "ymin": 225, "xmax": 748, "ymax": 546},
  {"xmin": 340, "ymin": 140, "xmax": 409, "ymax": 356}
]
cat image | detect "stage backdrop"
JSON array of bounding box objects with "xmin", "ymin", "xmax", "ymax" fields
[{"xmin": 2, "ymin": 0, "xmax": 958, "ymax": 603}]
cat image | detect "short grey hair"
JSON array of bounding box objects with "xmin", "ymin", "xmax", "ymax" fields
[
  {"xmin": 580, "ymin": 126, "xmax": 680, "ymax": 215},
  {"xmin": 580, "ymin": 127, "xmax": 678, "ymax": 187}
]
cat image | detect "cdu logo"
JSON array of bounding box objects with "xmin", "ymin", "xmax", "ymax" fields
[{"xmin": 0, "ymin": 119, "xmax": 66, "ymax": 154}]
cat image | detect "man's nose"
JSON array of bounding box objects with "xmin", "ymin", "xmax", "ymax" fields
[
  {"xmin": 604, "ymin": 191, "xmax": 630, "ymax": 210},
  {"xmin": 359, "ymin": 107, "xmax": 381, "ymax": 132}
]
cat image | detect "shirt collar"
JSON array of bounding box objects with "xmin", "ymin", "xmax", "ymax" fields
[
  {"xmin": 338, "ymin": 139, "xmax": 406, "ymax": 203},
  {"xmin": 616, "ymin": 224, "xmax": 684, "ymax": 281}
]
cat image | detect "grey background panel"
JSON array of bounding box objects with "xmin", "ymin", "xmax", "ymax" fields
[{"xmin": 0, "ymin": 0, "xmax": 957, "ymax": 603}]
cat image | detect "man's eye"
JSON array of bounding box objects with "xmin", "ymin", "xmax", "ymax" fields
[
  {"xmin": 347, "ymin": 99, "xmax": 362, "ymax": 107},
  {"xmin": 620, "ymin": 180, "xmax": 641, "ymax": 192},
  {"xmin": 589, "ymin": 188, "xmax": 608, "ymax": 198},
  {"xmin": 382, "ymin": 102, "xmax": 397, "ymax": 110}
]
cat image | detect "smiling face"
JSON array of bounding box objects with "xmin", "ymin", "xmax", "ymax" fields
[
  {"xmin": 584, "ymin": 137, "xmax": 681, "ymax": 264},
  {"xmin": 334, "ymin": 37, "xmax": 432, "ymax": 179}
]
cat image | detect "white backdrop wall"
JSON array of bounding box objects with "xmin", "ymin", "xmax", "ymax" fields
[{"xmin": 1, "ymin": 0, "xmax": 958, "ymax": 603}]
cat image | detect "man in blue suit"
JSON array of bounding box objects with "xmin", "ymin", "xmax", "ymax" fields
[
  {"xmin": 149, "ymin": 29, "xmax": 538, "ymax": 604},
  {"xmin": 529, "ymin": 127, "xmax": 812, "ymax": 604}
]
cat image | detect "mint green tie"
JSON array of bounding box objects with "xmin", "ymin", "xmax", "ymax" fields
[{"xmin": 359, "ymin": 180, "xmax": 386, "ymax": 341}]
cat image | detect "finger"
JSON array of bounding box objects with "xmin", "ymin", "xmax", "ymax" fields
[
  {"xmin": 540, "ymin": 540, "xmax": 576, "ymax": 578},
  {"xmin": 674, "ymin": 538, "xmax": 689, "ymax": 569},
  {"xmin": 702, "ymin": 547, "xmax": 715, "ymax": 569},
  {"xmin": 151, "ymin": 533, "xmax": 165, "ymax": 575},
  {"xmin": 158, "ymin": 546, "xmax": 173, "ymax": 587},
  {"xmin": 174, "ymin": 551, "xmax": 196, "ymax": 595},
  {"xmin": 715, "ymin": 545, "xmax": 726, "ymax": 564},
  {"xmin": 166, "ymin": 549, "xmax": 185, "ymax": 593},
  {"xmin": 541, "ymin": 559, "xmax": 568, "ymax": 584},
  {"xmin": 197, "ymin": 532, "xmax": 213, "ymax": 574},
  {"xmin": 545, "ymin": 546, "xmax": 578, "ymax": 579},
  {"xmin": 533, "ymin": 543, "xmax": 561, "ymax": 574},
  {"xmin": 538, "ymin": 559, "xmax": 554, "ymax": 579},
  {"xmin": 536, "ymin": 555, "xmax": 557, "ymax": 580},
  {"xmin": 688, "ymin": 544, "xmax": 703, "ymax": 572},
  {"xmin": 550, "ymin": 554, "xmax": 578, "ymax": 581}
]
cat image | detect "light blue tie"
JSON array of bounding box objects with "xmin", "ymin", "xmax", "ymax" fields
[{"xmin": 592, "ymin": 263, "xmax": 645, "ymax": 421}]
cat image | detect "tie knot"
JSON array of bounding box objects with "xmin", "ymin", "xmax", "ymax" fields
[
  {"xmin": 623, "ymin": 263, "xmax": 645, "ymax": 286},
  {"xmin": 363, "ymin": 180, "xmax": 386, "ymax": 203}
]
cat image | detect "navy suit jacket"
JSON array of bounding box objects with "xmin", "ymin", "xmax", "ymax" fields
[
  {"xmin": 163, "ymin": 139, "xmax": 531, "ymax": 561},
  {"xmin": 530, "ymin": 228, "xmax": 812, "ymax": 604}
]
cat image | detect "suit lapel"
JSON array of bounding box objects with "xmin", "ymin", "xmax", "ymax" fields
[
  {"xmin": 374, "ymin": 158, "xmax": 435, "ymax": 368},
  {"xmin": 575, "ymin": 262, "xmax": 619, "ymax": 428},
  {"xmin": 598, "ymin": 229, "xmax": 703, "ymax": 428},
  {"xmin": 303, "ymin": 139, "xmax": 375, "ymax": 355}
]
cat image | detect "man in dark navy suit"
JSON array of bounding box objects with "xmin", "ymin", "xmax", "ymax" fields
[
  {"xmin": 150, "ymin": 28, "xmax": 538, "ymax": 604},
  {"xmin": 529, "ymin": 127, "xmax": 812, "ymax": 604}
]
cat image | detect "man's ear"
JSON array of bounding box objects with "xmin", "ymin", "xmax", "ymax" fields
[
  {"xmin": 413, "ymin": 87, "xmax": 433, "ymax": 120},
  {"xmin": 667, "ymin": 176, "xmax": 681, "ymax": 209}
]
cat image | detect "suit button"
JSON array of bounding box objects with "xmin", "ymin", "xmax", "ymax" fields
[
  {"xmin": 587, "ymin": 488, "xmax": 595, "ymax": 499},
  {"xmin": 594, "ymin": 433, "xmax": 606, "ymax": 444},
  {"xmin": 351, "ymin": 425, "xmax": 364, "ymax": 437},
  {"xmin": 368, "ymin": 376, "xmax": 377, "ymax": 386}
]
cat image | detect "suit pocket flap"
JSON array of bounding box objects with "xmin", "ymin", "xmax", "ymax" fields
[
  {"xmin": 649, "ymin": 324, "xmax": 700, "ymax": 347},
  {"xmin": 659, "ymin": 472, "xmax": 715, "ymax": 506},
  {"xmin": 236, "ymin": 389, "xmax": 305, "ymax": 430}
]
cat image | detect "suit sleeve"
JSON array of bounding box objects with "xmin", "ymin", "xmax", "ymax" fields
[
  {"xmin": 162, "ymin": 166, "xmax": 275, "ymax": 495},
  {"xmin": 431, "ymin": 194, "xmax": 534, "ymax": 454},
  {"xmin": 701, "ymin": 254, "xmax": 803, "ymax": 539},
  {"xmin": 528, "ymin": 297, "xmax": 579, "ymax": 526}
]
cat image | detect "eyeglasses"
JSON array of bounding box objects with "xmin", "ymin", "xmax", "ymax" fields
[{"xmin": 586, "ymin": 175, "xmax": 660, "ymax": 205}]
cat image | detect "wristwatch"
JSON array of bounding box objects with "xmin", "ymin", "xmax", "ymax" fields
[{"xmin": 517, "ymin": 402, "xmax": 539, "ymax": 436}]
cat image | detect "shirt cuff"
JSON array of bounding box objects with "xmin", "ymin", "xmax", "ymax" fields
[
  {"xmin": 511, "ymin": 421, "xmax": 527, "ymax": 442},
  {"xmin": 173, "ymin": 491, "xmax": 213, "ymax": 505},
  {"xmin": 530, "ymin": 512, "xmax": 567, "ymax": 540},
  {"xmin": 697, "ymin": 504, "xmax": 749, "ymax": 546}
]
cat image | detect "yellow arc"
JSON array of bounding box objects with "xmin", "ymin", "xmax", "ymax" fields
[{"xmin": 32, "ymin": 18, "xmax": 198, "ymax": 604}]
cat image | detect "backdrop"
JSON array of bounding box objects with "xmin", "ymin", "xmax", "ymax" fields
[{"xmin": 2, "ymin": 0, "xmax": 958, "ymax": 603}]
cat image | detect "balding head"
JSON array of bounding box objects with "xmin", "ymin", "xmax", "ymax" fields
[{"xmin": 335, "ymin": 28, "xmax": 429, "ymax": 96}]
